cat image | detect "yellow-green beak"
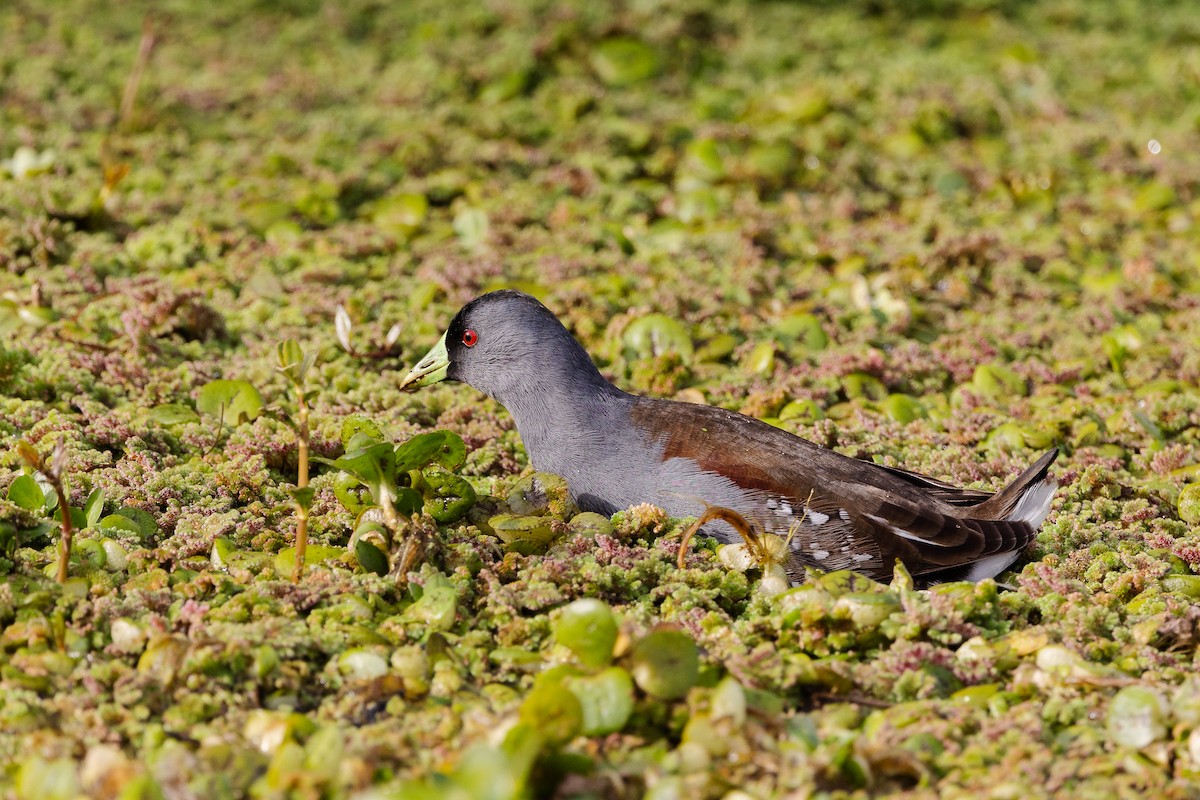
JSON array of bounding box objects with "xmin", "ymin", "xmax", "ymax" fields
[{"xmin": 398, "ymin": 332, "xmax": 450, "ymax": 390}]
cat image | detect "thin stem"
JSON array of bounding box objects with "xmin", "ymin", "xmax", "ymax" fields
[
  {"xmin": 292, "ymin": 395, "xmax": 309, "ymax": 583},
  {"xmin": 119, "ymin": 17, "xmax": 157, "ymax": 130},
  {"xmin": 52, "ymin": 481, "xmax": 73, "ymax": 584},
  {"xmin": 378, "ymin": 484, "xmax": 400, "ymax": 531}
]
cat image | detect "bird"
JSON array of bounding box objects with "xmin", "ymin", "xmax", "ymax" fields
[{"xmin": 397, "ymin": 290, "xmax": 1058, "ymax": 585}]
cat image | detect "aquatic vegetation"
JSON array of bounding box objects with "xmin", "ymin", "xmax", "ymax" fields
[
  {"xmin": 276, "ymin": 339, "xmax": 315, "ymax": 582},
  {"xmin": 13, "ymin": 440, "xmax": 73, "ymax": 583},
  {"xmin": 2, "ymin": 0, "xmax": 1200, "ymax": 795}
]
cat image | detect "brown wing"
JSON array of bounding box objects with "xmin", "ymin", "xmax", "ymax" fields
[
  {"xmin": 630, "ymin": 398, "xmax": 1047, "ymax": 580},
  {"xmin": 874, "ymin": 463, "xmax": 995, "ymax": 506}
]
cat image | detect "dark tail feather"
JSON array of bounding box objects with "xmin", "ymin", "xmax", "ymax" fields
[{"xmin": 972, "ymin": 448, "xmax": 1059, "ymax": 523}]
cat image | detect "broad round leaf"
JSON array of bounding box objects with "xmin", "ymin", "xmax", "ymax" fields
[
  {"xmin": 7, "ymin": 474, "xmax": 44, "ymax": 512},
  {"xmin": 196, "ymin": 380, "xmax": 264, "ymax": 425}
]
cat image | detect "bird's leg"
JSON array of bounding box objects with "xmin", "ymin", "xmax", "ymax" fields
[{"xmin": 677, "ymin": 503, "xmax": 763, "ymax": 570}]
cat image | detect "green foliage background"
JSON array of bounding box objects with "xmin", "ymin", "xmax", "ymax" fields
[{"xmin": 3, "ymin": 0, "xmax": 1200, "ymax": 797}]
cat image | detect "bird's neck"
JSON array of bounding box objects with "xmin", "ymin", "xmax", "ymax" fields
[{"xmin": 491, "ymin": 363, "xmax": 629, "ymax": 474}]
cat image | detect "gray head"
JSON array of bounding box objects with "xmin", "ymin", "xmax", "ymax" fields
[{"xmin": 398, "ymin": 291, "xmax": 614, "ymax": 408}]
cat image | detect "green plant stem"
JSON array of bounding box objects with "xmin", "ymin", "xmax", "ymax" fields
[
  {"xmin": 52, "ymin": 481, "xmax": 73, "ymax": 584},
  {"xmin": 292, "ymin": 395, "xmax": 309, "ymax": 584},
  {"xmin": 378, "ymin": 484, "xmax": 400, "ymax": 531}
]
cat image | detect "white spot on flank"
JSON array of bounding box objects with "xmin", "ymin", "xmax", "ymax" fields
[
  {"xmin": 780, "ymin": 501, "xmax": 793, "ymax": 516},
  {"xmin": 807, "ymin": 509, "xmax": 829, "ymax": 525},
  {"xmin": 812, "ymin": 550, "xmax": 829, "ymax": 561},
  {"xmin": 766, "ymin": 498, "xmax": 778, "ymax": 509},
  {"xmin": 838, "ymin": 509, "xmax": 851, "ymax": 522},
  {"xmin": 852, "ymin": 553, "xmax": 874, "ymax": 562}
]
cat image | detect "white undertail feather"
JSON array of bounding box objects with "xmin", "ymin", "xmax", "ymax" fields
[
  {"xmin": 1008, "ymin": 478, "xmax": 1058, "ymax": 529},
  {"xmin": 962, "ymin": 552, "xmax": 1024, "ymax": 582}
]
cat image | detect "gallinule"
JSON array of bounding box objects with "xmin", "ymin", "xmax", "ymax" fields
[{"xmin": 399, "ymin": 290, "xmax": 1057, "ymax": 584}]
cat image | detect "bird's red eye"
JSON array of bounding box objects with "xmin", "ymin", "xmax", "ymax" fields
[{"xmin": 461, "ymin": 329, "xmax": 478, "ymax": 347}]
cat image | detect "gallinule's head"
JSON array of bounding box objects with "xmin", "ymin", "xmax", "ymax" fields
[{"xmin": 398, "ymin": 290, "xmax": 609, "ymax": 405}]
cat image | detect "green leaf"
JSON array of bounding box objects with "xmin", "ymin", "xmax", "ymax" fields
[
  {"xmin": 99, "ymin": 514, "xmax": 144, "ymax": 537},
  {"xmin": 392, "ymin": 487, "xmax": 424, "ymax": 517},
  {"xmin": 290, "ymin": 486, "xmax": 315, "ymax": 512},
  {"xmin": 196, "ymin": 379, "xmax": 264, "ymax": 425},
  {"xmin": 277, "ymin": 339, "xmax": 316, "ymax": 385},
  {"xmin": 590, "ymin": 38, "xmax": 661, "ymax": 87},
  {"xmin": 274, "ymin": 544, "xmax": 343, "ymax": 574},
  {"xmin": 453, "ymin": 207, "xmax": 489, "ymax": 251},
  {"xmin": 14, "ymin": 440, "xmax": 42, "ymax": 471},
  {"xmin": 278, "ymin": 339, "xmax": 303, "ymax": 370},
  {"xmin": 114, "ymin": 507, "xmax": 158, "ymax": 540},
  {"xmin": 354, "ymin": 539, "xmax": 388, "ymax": 576},
  {"xmin": 333, "ymin": 473, "xmax": 370, "ymax": 515},
  {"xmin": 7, "ymin": 474, "xmax": 44, "ymax": 512},
  {"xmin": 341, "ymin": 415, "xmax": 385, "ymax": 449},
  {"xmin": 84, "ymin": 488, "xmax": 105, "ymax": 529},
  {"xmin": 394, "ymin": 431, "xmax": 467, "ymax": 473},
  {"xmin": 146, "ymin": 404, "xmax": 201, "ymax": 427},
  {"xmin": 421, "ymin": 468, "xmax": 476, "ymax": 523},
  {"xmin": 316, "ymin": 443, "xmax": 396, "ymax": 502},
  {"xmin": 372, "ymin": 193, "xmax": 428, "ymax": 239},
  {"xmin": 55, "ymin": 505, "xmax": 85, "ymax": 530},
  {"xmin": 41, "ymin": 480, "xmax": 59, "ymax": 512}
]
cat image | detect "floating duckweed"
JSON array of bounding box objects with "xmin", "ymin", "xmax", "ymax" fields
[
  {"xmin": 745, "ymin": 341, "xmax": 777, "ymax": 376},
  {"xmin": 1178, "ymin": 484, "xmax": 1200, "ymax": 524},
  {"xmin": 985, "ymin": 422, "xmax": 1054, "ymax": 452},
  {"xmin": 99, "ymin": 538, "xmax": 128, "ymax": 570},
  {"xmin": 842, "ymin": 372, "xmax": 888, "ymax": 402},
  {"xmin": 353, "ymin": 537, "xmax": 389, "ymax": 576},
  {"xmin": 5, "ymin": 1, "xmax": 1199, "ymax": 794},
  {"xmin": 833, "ymin": 591, "xmax": 901, "ymax": 629},
  {"xmin": 631, "ymin": 629, "xmax": 700, "ymax": 700},
  {"xmin": 971, "ymin": 363, "xmax": 1028, "ymax": 401},
  {"xmin": 421, "ymin": 468, "xmax": 476, "ymax": 523},
  {"xmin": 488, "ymin": 513, "xmax": 558, "ymax": 554},
  {"xmin": 590, "ymin": 37, "xmax": 661, "ymax": 87},
  {"xmin": 565, "ymin": 666, "xmax": 635, "ymax": 735},
  {"xmin": 695, "ymin": 333, "xmax": 738, "ymax": 362},
  {"xmin": 775, "ymin": 312, "xmax": 828, "ymax": 351},
  {"xmin": 507, "ymin": 473, "xmax": 577, "ymax": 519},
  {"xmin": 554, "ymin": 598, "xmax": 619, "ymax": 668},
  {"xmin": 137, "ymin": 635, "xmax": 187, "ymax": 685},
  {"xmin": 567, "ymin": 511, "xmax": 614, "ymax": 539},
  {"xmin": 336, "ymin": 648, "xmax": 389, "ymax": 681},
  {"xmin": 1161, "ymin": 574, "xmax": 1200, "ymax": 599},
  {"xmin": 391, "ymin": 646, "xmax": 431, "ymax": 697},
  {"xmin": 622, "ymin": 314, "xmax": 694, "ymax": 361},
  {"xmin": 1107, "ymin": 685, "xmax": 1168, "ymax": 748},
  {"xmin": 779, "ymin": 398, "xmax": 824, "ymax": 422},
  {"xmin": 253, "ymin": 645, "xmax": 280, "ymax": 681},
  {"xmin": 950, "ymin": 683, "xmax": 1002, "ymax": 710},
  {"xmin": 710, "ymin": 677, "xmax": 747, "ymax": 725},
  {"xmin": 402, "ymin": 578, "xmax": 459, "ymax": 631},
  {"xmin": 880, "ymin": 394, "xmax": 927, "ymax": 424},
  {"xmin": 274, "ymin": 545, "xmax": 342, "ymax": 575},
  {"xmin": 371, "ymin": 192, "xmax": 428, "ymax": 240},
  {"xmin": 73, "ymin": 538, "xmax": 106, "ymax": 571},
  {"xmin": 110, "ymin": 618, "xmax": 147, "ymax": 654},
  {"xmin": 518, "ymin": 681, "xmax": 583, "ymax": 745},
  {"xmin": 16, "ymin": 758, "xmax": 79, "ymax": 800},
  {"xmin": 244, "ymin": 710, "xmax": 316, "ymax": 755}
]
